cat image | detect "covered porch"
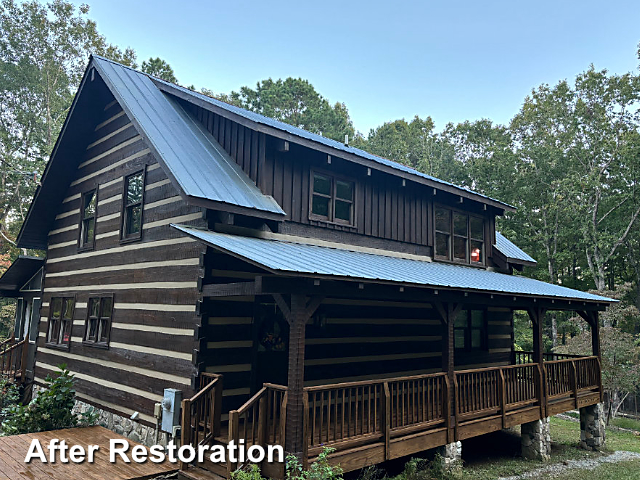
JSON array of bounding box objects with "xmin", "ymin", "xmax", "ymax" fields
[{"xmin": 173, "ymin": 226, "xmax": 612, "ymax": 479}]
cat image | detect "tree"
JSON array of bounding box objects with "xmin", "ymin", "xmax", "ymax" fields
[
  {"xmin": 0, "ymin": 0, "xmax": 136, "ymax": 254},
  {"xmin": 220, "ymin": 78, "xmax": 356, "ymax": 143},
  {"xmin": 141, "ymin": 57, "xmax": 177, "ymax": 83}
]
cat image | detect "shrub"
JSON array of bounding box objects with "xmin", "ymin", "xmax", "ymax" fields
[
  {"xmin": 287, "ymin": 447, "xmax": 343, "ymax": 480},
  {"xmin": 0, "ymin": 378, "xmax": 19, "ymax": 425},
  {"xmin": 1, "ymin": 365, "xmax": 97, "ymax": 436}
]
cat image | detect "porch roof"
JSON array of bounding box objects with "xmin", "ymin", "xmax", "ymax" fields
[
  {"xmin": 172, "ymin": 225, "xmax": 614, "ymax": 305},
  {"xmin": 0, "ymin": 256, "xmax": 44, "ymax": 297},
  {"xmin": 494, "ymin": 232, "xmax": 537, "ymax": 266}
]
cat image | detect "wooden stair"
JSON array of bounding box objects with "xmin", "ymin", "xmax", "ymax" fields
[{"xmin": 179, "ymin": 465, "xmax": 227, "ymax": 480}]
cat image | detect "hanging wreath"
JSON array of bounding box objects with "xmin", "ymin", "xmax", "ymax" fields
[{"xmin": 259, "ymin": 316, "xmax": 286, "ymax": 352}]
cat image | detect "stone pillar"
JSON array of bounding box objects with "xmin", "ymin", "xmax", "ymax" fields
[
  {"xmin": 521, "ymin": 417, "xmax": 551, "ymax": 460},
  {"xmin": 580, "ymin": 403, "xmax": 605, "ymax": 450},
  {"xmin": 437, "ymin": 441, "xmax": 462, "ymax": 466}
]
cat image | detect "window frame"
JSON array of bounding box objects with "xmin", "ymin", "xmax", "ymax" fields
[
  {"xmin": 454, "ymin": 309, "xmax": 487, "ymax": 352},
  {"xmin": 120, "ymin": 167, "xmax": 147, "ymax": 243},
  {"xmin": 45, "ymin": 296, "xmax": 76, "ymax": 350},
  {"xmin": 83, "ymin": 294, "xmax": 114, "ymax": 349},
  {"xmin": 78, "ymin": 188, "xmax": 98, "ymax": 251},
  {"xmin": 433, "ymin": 204, "xmax": 485, "ymax": 266},
  {"xmin": 308, "ymin": 170, "xmax": 356, "ymax": 227}
]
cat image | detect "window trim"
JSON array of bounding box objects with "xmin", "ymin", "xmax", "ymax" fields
[
  {"xmin": 433, "ymin": 204, "xmax": 485, "ymax": 266},
  {"xmin": 45, "ymin": 295, "xmax": 76, "ymax": 350},
  {"xmin": 308, "ymin": 169, "xmax": 356, "ymax": 227},
  {"xmin": 82, "ymin": 294, "xmax": 114, "ymax": 349},
  {"xmin": 78, "ymin": 188, "xmax": 98, "ymax": 252},
  {"xmin": 119, "ymin": 167, "xmax": 147, "ymax": 244},
  {"xmin": 454, "ymin": 309, "xmax": 487, "ymax": 352}
]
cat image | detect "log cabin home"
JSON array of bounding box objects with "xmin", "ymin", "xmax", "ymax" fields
[{"xmin": 0, "ymin": 56, "xmax": 615, "ymax": 479}]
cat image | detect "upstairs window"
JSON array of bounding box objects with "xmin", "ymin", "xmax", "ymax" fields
[
  {"xmin": 454, "ymin": 309, "xmax": 486, "ymax": 351},
  {"xmin": 434, "ymin": 206, "xmax": 484, "ymax": 264},
  {"xmin": 84, "ymin": 295, "xmax": 113, "ymax": 347},
  {"xmin": 79, "ymin": 189, "xmax": 97, "ymax": 249},
  {"xmin": 310, "ymin": 172, "xmax": 354, "ymax": 226},
  {"xmin": 46, "ymin": 297, "xmax": 75, "ymax": 348},
  {"xmin": 121, "ymin": 169, "xmax": 145, "ymax": 241}
]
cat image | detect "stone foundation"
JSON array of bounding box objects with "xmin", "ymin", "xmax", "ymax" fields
[
  {"xmin": 437, "ymin": 441, "xmax": 462, "ymax": 466},
  {"xmin": 521, "ymin": 417, "xmax": 551, "ymax": 460},
  {"xmin": 580, "ymin": 402, "xmax": 605, "ymax": 450},
  {"xmin": 32, "ymin": 385, "xmax": 167, "ymax": 447}
]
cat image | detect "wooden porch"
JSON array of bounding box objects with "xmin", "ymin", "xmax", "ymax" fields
[{"xmin": 180, "ymin": 354, "xmax": 602, "ymax": 479}]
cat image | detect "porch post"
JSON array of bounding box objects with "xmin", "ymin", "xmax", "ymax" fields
[
  {"xmin": 528, "ymin": 308, "xmax": 546, "ymax": 366},
  {"xmin": 286, "ymin": 295, "xmax": 307, "ymax": 457},
  {"xmin": 273, "ymin": 293, "xmax": 323, "ymax": 459},
  {"xmin": 435, "ymin": 301, "xmax": 461, "ymax": 445},
  {"xmin": 591, "ymin": 311, "xmax": 600, "ymax": 359}
]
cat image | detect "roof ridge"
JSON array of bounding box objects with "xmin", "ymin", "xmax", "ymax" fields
[{"xmin": 90, "ymin": 55, "xmax": 513, "ymax": 210}]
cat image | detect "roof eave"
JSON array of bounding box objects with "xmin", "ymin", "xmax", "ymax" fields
[{"xmin": 153, "ymin": 80, "xmax": 515, "ymax": 214}]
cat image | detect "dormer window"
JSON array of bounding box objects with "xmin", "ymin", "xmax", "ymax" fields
[
  {"xmin": 310, "ymin": 171, "xmax": 354, "ymax": 226},
  {"xmin": 79, "ymin": 190, "xmax": 97, "ymax": 250},
  {"xmin": 435, "ymin": 206, "xmax": 484, "ymax": 265}
]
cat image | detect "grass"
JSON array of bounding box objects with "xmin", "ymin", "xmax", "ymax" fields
[
  {"xmin": 458, "ymin": 416, "xmax": 640, "ymax": 480},
  {"xmin": 610, "ymin": 416, "xmax": 640, "ymax": 432}
]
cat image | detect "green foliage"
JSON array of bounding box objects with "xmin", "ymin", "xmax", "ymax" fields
[
  {"xmin": 0, "ymin": 0, "xmax": 136, "ymax": 254},
  {"xmin": 1, "ymin": 364, "xmax": 97, "ymax": 435},
  {"xmin": 231, "ymin": 464, "xmax": 265, "ymax": 480},
  {"xmin": 0, "ymin": 377, "xmax": 19, "ymax": 424},
  {"xmin": 211, "ymin": 78, "xmax": 356, "ymax": 143},
  {"xmin": 141, "ymin": 57, "xmax": 177, "ymax": 83},
  {"xmin": 287, "ymin": 447, "xmax": 343, "ymax": 480}
]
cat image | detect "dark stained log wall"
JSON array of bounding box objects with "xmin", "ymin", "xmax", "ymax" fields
[{"xmin": 36, "ymin": 94, "xmax": 207, "ymax": 425}]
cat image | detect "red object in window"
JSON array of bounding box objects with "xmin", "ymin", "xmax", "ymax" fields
[{"xmin": 471, "ymin": 248, "xmax": 481, "ymax": 262}]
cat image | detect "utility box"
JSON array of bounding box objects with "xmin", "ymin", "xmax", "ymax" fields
[{"xmin": 161, "ymin": 388, "xmax": 182, "ymax": 433}]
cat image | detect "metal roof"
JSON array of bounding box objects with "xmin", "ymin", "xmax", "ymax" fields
[
  {"xmin": 172, "ymin": 225, "xmax": 614, "ymax": 304},
  {"xmin": 495, "ymin": 232, "xmax": 537, "ymax": 265},
  {"xmin": 91, "ymin": 56, "xmax": 285, "ymax": 218},
  {"xmin": 0, "ymin": 256, "xmax": 44, "ymax": 297},
  {"xmin": 148, "ymin": 71, "xmax": 514, "ymax": 211}
]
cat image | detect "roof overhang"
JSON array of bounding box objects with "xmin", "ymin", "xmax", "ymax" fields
[
  {"xmin": 0, "ymin": 256, "xmax": 44, "ymax": 297},
  {"xmin": 153, "ymin": 79, "xmax": 515, "ymax": 214},
  {"xmin": 172, "ymin": 224, "xmax": 615, "ymax": 311}
]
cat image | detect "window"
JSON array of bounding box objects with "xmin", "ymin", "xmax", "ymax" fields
[
  {"xmin": 83, "ymin": 295, "xmax": 113, "ymax": 347},
  {"xmin": 121, "ymin": 169, "xmax": 145, "ymax": 241},
  {"xmin": 434, "ymin": 206, "xmax": 484, "ymax": 264},
  {"xmin": 310, "ymin": 172, "xmax": 354, "ymax": 225},
  {"xmin": 79, "ymin": 189, "xmax": 97, "ymax": 249},
  {"xmin": 46, "ymin": 297, "xmax": 75, "ymax": 347},
  {"xmin": 454, "ymin": 309, "xmax": 486, "ymax": 351}
]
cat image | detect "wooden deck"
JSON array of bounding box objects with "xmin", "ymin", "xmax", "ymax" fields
[
  {"xmin": 180, "ymin": 356, "xmax": 603, "ymax": 479},
  {"xmin": 0, "ymin": 426, "xmax": 177, "ymax": 480}
]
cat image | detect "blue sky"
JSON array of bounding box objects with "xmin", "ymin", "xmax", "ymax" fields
[{"xmin": 79, "ymin": 0, "xmax": 639, "ymax": 134}]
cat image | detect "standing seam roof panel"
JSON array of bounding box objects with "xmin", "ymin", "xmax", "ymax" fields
[
  {"xmin": 171, "ymin": 225, "xmax": 614, "ymax": 304},
  {"xmin": 92, "ymin": 57, "xmax": 285, "ymax": 217}
]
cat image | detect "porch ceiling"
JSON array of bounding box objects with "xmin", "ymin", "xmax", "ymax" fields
[
  {"xmin": 172, "ymin": 225, "xmax": 615, "ymax": 306},
  {"xmin": 0, "ymin": 256, "xmax": 43, "ymax": 297}
]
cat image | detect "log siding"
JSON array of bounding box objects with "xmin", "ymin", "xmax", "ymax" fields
[{"xmin": 35, "ymin": 97, "xmax": 206, "ymax": 425}]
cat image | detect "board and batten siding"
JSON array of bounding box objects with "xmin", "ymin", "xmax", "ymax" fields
[{"xmin": 36, "ymin": 98, "xmax": 206, "ymax": 425}]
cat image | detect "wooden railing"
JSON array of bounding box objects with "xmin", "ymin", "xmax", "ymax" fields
[
  {"xmin": 181, "ymin": 373, "xmax": 223, "ymax": 470},
  {"xmin": 515, "ymin": 351, "xmax": 583, "ymax": 364},
  {"xmin": 303, "ymin": 373, "xmax": 448, "ymax": 460},
  {"xmin": 0, "ymin": 336, "xmax": 27, "ymax": 383},
  {"xmin": 228, "ymin": 383, "xmax": 287, "ymax": 474},
  {"xmin": 544, "ymin": 356, "xmax": 601, "ymax": 403}
]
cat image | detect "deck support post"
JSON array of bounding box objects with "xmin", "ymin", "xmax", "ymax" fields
[
  {"xmin": 521, "ymin": 417, "xmax": 551, "ymax": 460},
  {"xmin": 274, "ymin": 293, "xmax": 323, "ymax": 460},
  {"xmin": 435, "ymin": 301, "xmax": 461, "ymax": 442},
  {"xmin": 580, "ymin": 402, "xmax": 605, "ymax": 450}
]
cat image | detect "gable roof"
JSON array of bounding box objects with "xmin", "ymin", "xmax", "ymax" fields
[
  {"xmin": 494, "ymin": 232, "xmax": 537, "ymax": 266},
  {"xmin": 0, "ymin": 256, "xmax": 44, "ymax": 297},
  {"xmin": 17, "ymin": 56, "xmax": 285, "ymax": 249},
  {"xmin": 172, "ymin": 225, "xmax": 614, "ymax": 305},
  {"xmin": 91, "ymin": 56, "xmax": 285, "ymax": 219}
]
